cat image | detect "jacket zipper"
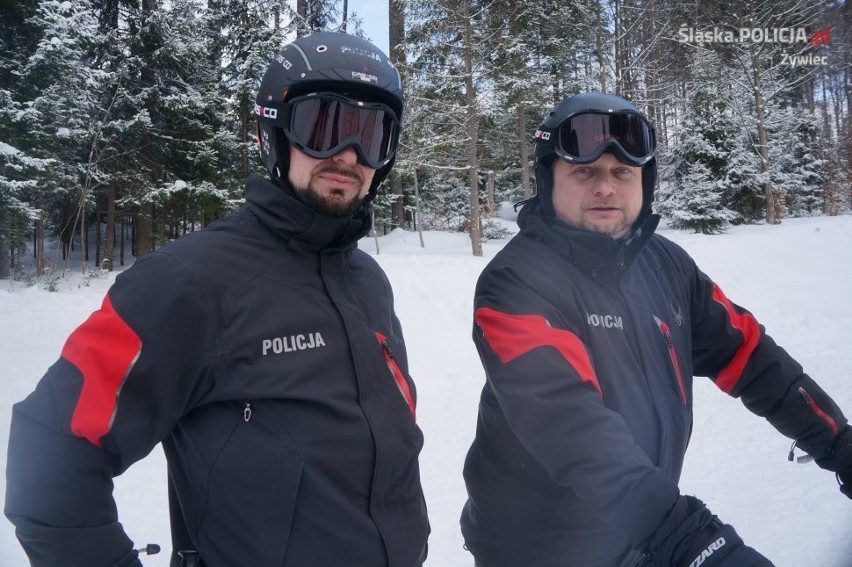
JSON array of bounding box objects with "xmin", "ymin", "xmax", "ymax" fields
[
  {"xmin": 798, "ymin": 386, "xmax": 839, "ymax": 434},
  {"xmin": 243, "ymin": 400, "xmax": 252, "ymax": 423},
  {"xmin": 654, "ymin": 316, "xmax": 687, "ymax": 405},
  {"xmin": 374, "ymin": 332, "xmax": 416, "ymax": 419}
]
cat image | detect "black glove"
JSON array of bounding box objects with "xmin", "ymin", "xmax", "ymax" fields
[
  {"xmin": 674, "ymin": 520, "xmax": 773, "ymax": 567},
  {"xmin": 643, "ymin": 495, "xmax": 773, "ymax": 567},
  {"xmin": 815, "ymin": 425, "xmax": 852, "ymax": 499},
  {"xmin": 833, "ymin": 430, "xmax": 852, "ymax": 499},
  {"xmin": 839, "ymin": 472, "xmax": 852, "ymax": 498}
]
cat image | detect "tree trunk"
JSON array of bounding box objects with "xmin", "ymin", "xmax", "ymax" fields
[
  {"xmin": 120, "ymin": 215, "xmax": 126, "ymax": 266},
  {"xmin": 241, "ymin": 100, "xmax": 250, "ymax": 178},
  {"xmin": 95, "ymin": 206, "xmax": 101, "ymax": 269},
  {"xmin": 0, "ymin": 209, "xmax": 9, "ymax": 279},
  {"xmin": 485, "ymin": 171, "xmax": 495, "ymax": 216},
  {"xmin": 135, "ymin": 0, "xmax": 159, "ymax": 258},
  {"xmin": 134, "ymin": 204, "xmax": 154, "ymax": 260},
  {"xmin": 0, "ymin": 246, "xmax": 8, "ymax": 279},
  {"xmin": 613, "ymin": 0, "xmax": 624, "ymax": 93},
  {"xmin": 388, "ymin": 174, "xmax": 405, "ymax": 228},
  {"xmin": 33, "ymin": 190, "xmax": 45, "ymax": 274},
  {"xmin": 596, "ymin": 5, "xmax": 607, "ymax": 92},
  {"xmin": 388, "ymin": 0, "xmax": 407, "ymax": 228},
  {"xmin": 296, "ymin": 0, "xmax": 307, "ymax": 35},
  {"xmin": 517, "ymin": 105, "xmax": 531, "ymax": 199},
  {"xmin": 413, "ymin": 168, "xmax": 424, "ymax": 248},
  {"xmin": 103, "ymin": 179, "xmax": 116, "ymax": 270},
  {"xmin": 463, "ymin": 0, "xmax": 482, "ymax": 257},
  {"xmin": 845, "ymin": 30, "xmax": 852, "ymax": 210},
  {"xmin": 81, "ymin": 199, "xmax": 88, "ymax": 270},
  {"xmin": 371, "ymin": 208, "xmax": 380, "ymax": 254},
  {"xmin": 35, "ymin": 217, "xmax": 44, "ymax": 276},
  {"xmin": 749, "ymin": 43, "xmax": 779, "ymax": 225}
]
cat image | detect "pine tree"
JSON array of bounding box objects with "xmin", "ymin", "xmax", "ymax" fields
[
  {"xmin": 660, "ymin": 161, "xmax": 738, "ymax": 234},
  {"xmin": 0, "ymin": 136, "xmax": 50, "ymax": 278},
  {"xmin": 480, "ymin": 0, "xmax": 603, "ymax": 205},
  {"xmin": 766, "ymin": 105, "xmax": 825, "ymax": 217},
  {"xmin": 658, "ymin": 50, "xmax": 739, "ymax": 233},
  {"xmin": 405, "ymin": 0, "xmax": 495, "ymax": 255},
  {"xmin": 723, "ymin": 131, "xmax": 765, "ymax": 223},
  {"xmin": 12, "ymin": 0, "xmax": 114, "ymax": 271}
]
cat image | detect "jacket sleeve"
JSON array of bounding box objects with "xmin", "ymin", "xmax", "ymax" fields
[
  {"xmin": 473, "ymin": 264, "xmax": 680, "ymax": 547},
  {"xmin": 689, "ymin": 265, "xmax": 848, "ymax": 466},
  {"xmin": 4, "ymin": 251, "xmax": 216, "ymax": 566}
]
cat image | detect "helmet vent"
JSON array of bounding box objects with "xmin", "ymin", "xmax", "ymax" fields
[{"xmin": 316, "ymin": 44, "xmax": 328, "ymax": 53}]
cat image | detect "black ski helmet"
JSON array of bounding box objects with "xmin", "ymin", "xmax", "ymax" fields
[
  {"xmin": 255, "ymin": 32, "xmax": 404, "ymax": 200},
  {"xmin": 533, "ymin": 92, "xmax": 657, "ymax": 223}
]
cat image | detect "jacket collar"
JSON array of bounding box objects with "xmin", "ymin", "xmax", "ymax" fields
[
  {"xmin": 243, "ymin": 174, "xmax": 371, "ymax": 252},
  {"xmin": 517, "ymin": 198, "xmax": 659, "ymax": 278}
]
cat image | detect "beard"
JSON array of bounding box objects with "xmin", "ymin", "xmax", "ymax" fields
[
  {"xmin": 292, "ymin": 167, "xmax": 367, "ymax": 218},
  {"xmin": 581, "ymin": 216, "xmax": 632, "ymax": 239}
]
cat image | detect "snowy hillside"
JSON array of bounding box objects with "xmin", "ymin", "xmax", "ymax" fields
[{"xmin": 1, "ymin": 215, "xmax": 851, "ymax": 566}]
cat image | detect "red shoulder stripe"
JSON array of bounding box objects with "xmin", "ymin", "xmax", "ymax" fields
[
  {"xmin": 711, "ymin": 283, "xmax": 760, "ymax": 393},
  {"xmin": 475, "ymin": 306, "xmax": 601, "ymax": 396},
  {"xmin": 62, "ymin": 294, "xmax": 142, "ymax": 448}
]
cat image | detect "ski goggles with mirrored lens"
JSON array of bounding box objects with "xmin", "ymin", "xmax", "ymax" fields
[
  {"xmin": 553, "ymin": 110, "xmax": 656, "ymax": 166},
  {"xmin": 281, "ymin": 93, "xmax": 400, "ymax": 169}
]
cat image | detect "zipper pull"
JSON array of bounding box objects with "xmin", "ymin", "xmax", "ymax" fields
[
  {"xmin": 244, "ymin": 401, "xmax": 252, "ymax": 423},
  {"xmin": 381, "ymin": 339, "xmax": 395, "ymax": 360},
  {"xmin": 653, "ymin": 315, "xmax": 672, "ymax": 345},
  {"xmin": 787, "ymin": 438, "xmax": 814, "ymax": 464}
]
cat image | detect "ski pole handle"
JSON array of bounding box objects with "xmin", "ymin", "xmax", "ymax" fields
[{"xmin": 135, "ymin": 543, "xmax": 161, "ymax": 556}]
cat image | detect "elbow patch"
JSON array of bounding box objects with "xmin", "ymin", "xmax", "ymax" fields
[
  {"xmin": 710, "ymin": 284, "xmax": 760, "ymax": 393},
  {"xmin": 62, "ymin": 294, "xmax": 142, "ymax": 448},
  {"xmin": 475, "ymin": 306, "xmax": 601, "ymax": 396}
]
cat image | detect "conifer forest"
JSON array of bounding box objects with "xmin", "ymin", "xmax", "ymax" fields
[{"xmin": 0, "ymin": 0, "xmax": 848, "ymax": 277}]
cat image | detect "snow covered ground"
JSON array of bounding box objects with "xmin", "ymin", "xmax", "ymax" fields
[{"xmin": 1, "ymin": 214, "xmax": 851, "ymax": 566}]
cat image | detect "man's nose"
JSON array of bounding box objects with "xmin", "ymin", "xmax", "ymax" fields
[
  {"xmin": 332, "ymin": 145, "xmax": 359, "ymax": 165},
  {"xmin": 592, "ymin": 176, "xmax": 617, "ymax": 196}
]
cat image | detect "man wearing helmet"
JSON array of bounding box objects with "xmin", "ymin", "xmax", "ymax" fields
[
  {"xmin": 5, "ymin": 32, "xmax": 429, "ymax": 566},
  {"xmin": 459, "ymin": 93, "xmax": 852, "ymax": 567}
]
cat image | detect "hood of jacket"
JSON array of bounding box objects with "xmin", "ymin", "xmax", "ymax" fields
[
  {"xmin": 517, "ymin": 197, "xmax": 660, "ymax": 279},
  {"xmin": 243, "ymin": 174, "xmax": 371, "ymax": 252}
]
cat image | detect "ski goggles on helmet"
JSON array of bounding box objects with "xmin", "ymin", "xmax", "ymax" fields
[
  {"xmin": 280, "ymin": 92, "xmax": 400, "ymax": 169},
  {"xmin": 551, "ymin": 110, "xmax": 655, "ymax": 166}
]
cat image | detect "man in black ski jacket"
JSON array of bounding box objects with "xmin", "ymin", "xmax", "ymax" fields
[
  {"xmin": 459, "ymin": 92, "xmax": 852, "ymax": 567},
  {"xmin": 5, "ymin": 32, "xmax": 429, "ymax": 567}
]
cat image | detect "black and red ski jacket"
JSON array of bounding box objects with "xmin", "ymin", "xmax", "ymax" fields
[
  {"xmin": 460, "ymin": 200, "xmax": 846, "ymax": 566},
  {"xmin": 5, "ymin": 175, "xmax": 429, "ymax": 567}
]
